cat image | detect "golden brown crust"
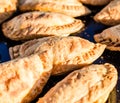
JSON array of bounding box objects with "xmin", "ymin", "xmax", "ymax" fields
[
  {"xmin": 0, "ymin": 0, "xmax": 17, "ymax": 24},
  {"xmin": 37, "ymin": 63, "xmax": 118, "ymax": 103},
  {"xmin": 2, "ymin": 11, "xmax": 84, "ymax": 41},
  {"xmin": 78, "ymin": 0, "xmax": 111, "ymax": 6},
  {"xmin": 94, "ymin": 0, "xmax": 120, "ymax": 25},
  {"xmin": 19, "ymin": 0, "xmax": 91, "ymax": 17},
  {"xmin": 94, "ymin": 24, "xmax": 120, "ymax": 51},
  {"xmin": 9, "ymin": 36, "xmax": 106, "ymax": 75},
  {"xmin": 0, "ymin": 50, "xmax": 53, "ymax": 103}
]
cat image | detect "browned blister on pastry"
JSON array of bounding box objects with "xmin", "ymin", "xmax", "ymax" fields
[
  {"xmin": 78, "ymin": 0, "xmax": 111, "ymax": 6},
  {"xmin": 19, "ymin": 0, "xmax": 91, "ymax": 17},
  {"xmin": 94, "ymin": 0, "xmax": 120, "ymax": 25},
  {"xmin": 37, "ymin": 63, "xmax": 118, "ymax": 103},
  {"xmin": 0, "ymin": 50, "xmax": 53, "ymax": 103},
  {"xmin": 0, "ymin": 0, "xmax": 17, "ymax": 24},
  {"xmin": 94, "ymin": 24, "xmax": 120, "ymax": 51},
  {"xmin": 9, "ymin": 36, "xmax": 106, "ymax": 75},
  {"xmin": 2, "ymin": 11, "xmax": 84, "ymax": 41}
]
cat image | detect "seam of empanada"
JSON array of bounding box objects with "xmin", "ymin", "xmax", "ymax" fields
[{"xmin": 52, "ymin": 43, "xmax": 106, "ymax": 75}]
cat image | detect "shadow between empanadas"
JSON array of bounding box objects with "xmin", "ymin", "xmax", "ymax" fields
[{"xmin": 78, "ymin": 0, "xmax": 111, "ymax": 6}]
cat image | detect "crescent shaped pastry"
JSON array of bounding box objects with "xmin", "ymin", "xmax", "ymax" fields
[
  {"xmin": 2, "ymin": 11, "xmax": 84, "ymax": 41},
  {"xmin": 0, "ymin": 50, "xmax": 53, "ymax": 103},
  {"xmin": 94, "ymin": 0, "xmax": 120, "ymax": 25},
  {"xmin": 9, "ymin": 36, "xmax": 106, "ymax": 75},
  {"xmin": 37, "ymin": 63, "xmax": 118, "ymax": 103},
  {"xmin": 18, "ymin": 0, "xmax": 91, "ymax": 17},
  {"xmin": 0, "ymin": 0, "xmax": 17, "ymax": 24},
  {"xmin": 78, "ymin": 0, "xmax": 111, "ymax": 6},
  {"xmin": 94, "ymin": 24, "xmax": 120, "ymax": 51}
]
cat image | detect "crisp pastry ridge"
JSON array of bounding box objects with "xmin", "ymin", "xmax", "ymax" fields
[
  {"xmin": 94, "ymin": 0, "xmax": 120, "ymax": 25},
  {"xmin": 37, "ymin": 63, "xmax": 118, "ymax": 103},
  {"xmin": 2, "ymin": 11, "xmax": 84, "ymax": 41},
  {"xmin": 0, "ymin": 50, "xmax": 53, "ymax": 103},
  {"xmin": 78, "ymin": 0, "xmax": 111, "ymax": 6},
  {"xmin": 94, "ymin": 24, "xmax": 120, "ymax": 51},
  {"xmin": 19, "ymin": 0, "xmax": 91, "ymax": 17},
  {"xmin": 9, "ymin": 36, "xmax": 106, "ymax": 75}
]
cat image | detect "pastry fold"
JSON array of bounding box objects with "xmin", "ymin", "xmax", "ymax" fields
[
  {"xmin": 94, "ymin": 0, "xmax": 120, "ymax": 25},
  {"xmin": 37, "ymin": 63, "xmax": 118, "ymax": 103},
  {"xmin": 2, "ymin": 11, "xmax": 84, "ymax": 41},
  {"xmin": 94, "ymin": 24, "xmax": 120, "ymax": 51},
  {"xmin": 19, "ymin": 0, "xmax": 91, "ymax": 17},
  {"xmin": 0, "ymin": 50, "xmax": 53, "ymax": 103},
  {"xmin": 9, "ymin": 36, "xmax": 106, "ymax": 75}
]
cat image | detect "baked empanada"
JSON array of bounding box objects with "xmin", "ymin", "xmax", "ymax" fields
[
  {"xmin": 37, "ymin": 63, "xmax": 118, "ymax": 103},
  {"xmin": 78, "ymin": 0, "xmax": 111, "ymax": 6},
  {"xmin": 9, "ymin": 36, "xmax": 106, "ymax": 75},
  {"xmin": 2, "ymin": 11, "xmax": 84, "ymax": 41},
  {"xmin": 94, "ymin": 24, "xmax": 120, "ymax": 51},
  {"xmin": 19, "ymin": 0, "xmax": 91, "ymax": 17},
  {"xmin": 0, "ymin": 0, "xmax": 17, "ymax": 24},
  {"xmin": 94, "ymin": 0, "xmax": 120, "ymax": 25},
  {"xmin": 0, "ymin": 50, "xmax": 53, "ymax": 103}
]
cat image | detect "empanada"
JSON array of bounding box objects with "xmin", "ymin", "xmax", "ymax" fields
[
  {"xmin": 78, "ymin": 0, "xmax": 111, "ymax": 6},
  {"xmin": 0, "ymin": 0, "xmax": 17, "ymax": 24},
  {"xmin": 94, "ymin": 0, "xmax": 120, "ymax": 25},
  {"xmin": 2, "ymin": 11, "xmax": 84, "ymax": 41},
  {"xmin": 19, "ymin": 0, "xmax": 91, "ymax": 17},
  {"xmin": 9, "ymin": 36, "xmax": 106, "ymax": 75},
  {"xmin": 37, "ymin": 63, "xmax": 118, "ymax": 103},
  {"xmin": 94, "ymin": 24, "xmax": 120, "ymax": 51},
  {"xmin": 0, "ymin": 50, "xmax": 53, "ymax": 103}
]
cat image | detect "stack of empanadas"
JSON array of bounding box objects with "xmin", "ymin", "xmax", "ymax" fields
[
  {"xmin": 0, "ymin": 36, "xmax": 111, "ymax": 103},
  {"xmin": 0, "ymin": 0, "xmax": 118, "ymax": 102},
  {"xmin": 0, "ymin": 53, "xmax": 117, "ymax": 103}
]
